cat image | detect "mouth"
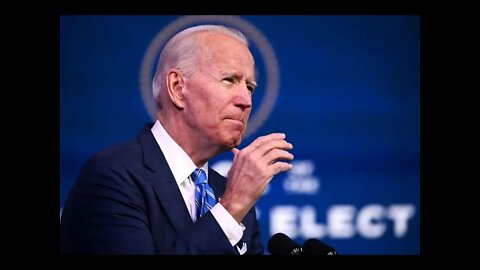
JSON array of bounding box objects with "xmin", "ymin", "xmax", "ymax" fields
[
  {"xmin": 224, "ymin": 116, "xmax": 246, "ymax": 127},
  {"xmin": 225, "ymin": 118, "xmax": 244, "ymax": 125}
]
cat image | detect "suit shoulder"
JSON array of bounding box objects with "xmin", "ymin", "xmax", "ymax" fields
[
  {"xmin": 80, "ymin": 131, "xmax": 149, "ymax": 176},
  {"xmin": 91, "ymin": 138, "xmax": 141, "ymax": 164}
]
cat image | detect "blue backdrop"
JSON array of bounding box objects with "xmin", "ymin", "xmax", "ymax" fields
[{"xmin": 60, "ymin": 15, "xmax": 420, "ymax": 254}]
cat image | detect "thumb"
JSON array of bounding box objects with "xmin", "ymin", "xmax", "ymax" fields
[{"xmin": 231, "ymin": 147, "xmax": 240, "ymax": 156}]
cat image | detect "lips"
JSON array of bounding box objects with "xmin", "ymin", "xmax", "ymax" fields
[
  {"xmin": 225, "ymin": 118, "xmax": 244, "ymax": 124},
  {"xmin": 224, "ymin": 114, "xmax": 244, "ymax": 122},
  {"xmin": 224, "ymin": 116, "xmax": 245, "ymax": 127}
]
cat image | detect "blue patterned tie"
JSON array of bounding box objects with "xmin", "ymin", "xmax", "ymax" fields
[{"xmin": 192, "ymin": 168, "xmax": 216, "ymax": 221}]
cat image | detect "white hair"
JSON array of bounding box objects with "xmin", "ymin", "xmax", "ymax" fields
[{"xmin": 152, "ymin": 24, "xmax": 248, "ymax": 110}]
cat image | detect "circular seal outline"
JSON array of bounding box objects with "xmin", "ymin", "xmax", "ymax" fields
[{"xmin": 139, "ymin": 15, "xmax": 279, "ymax": 139}]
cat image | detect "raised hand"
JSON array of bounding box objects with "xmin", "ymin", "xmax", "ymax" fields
[{"xmin": 220, "ymin": 133, "xmax": 294, "ymax": 223}]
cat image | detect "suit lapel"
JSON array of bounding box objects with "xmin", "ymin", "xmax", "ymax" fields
[
  {"xmin": 137, "ymin": 124, "xmax": 194, "ymax": 234},
  {"xmin": 207, "ymin": 168, "xmax": 227, "ymax": 202},
  {"xmin": 209, "ymin": 168, "xmax": 247, "ymax": 252}
]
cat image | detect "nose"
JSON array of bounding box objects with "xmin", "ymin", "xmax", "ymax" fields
[{"xmin": 233, "ymin": 82, "xmax": 252, "ymax": 110}]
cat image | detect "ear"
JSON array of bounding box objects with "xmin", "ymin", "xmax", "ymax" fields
[{"xmin": 165, "ymin": 69, "xmax": 186, "ymax": 109}]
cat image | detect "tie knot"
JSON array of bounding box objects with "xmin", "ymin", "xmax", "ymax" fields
[{"xmin": 192, "ymin": 168, "xmax": 207, "ymax": 186}]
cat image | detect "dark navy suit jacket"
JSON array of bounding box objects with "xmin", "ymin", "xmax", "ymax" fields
[{"xmin": 60, "ymin": 124, "xmax": 264, "ymax": 254}]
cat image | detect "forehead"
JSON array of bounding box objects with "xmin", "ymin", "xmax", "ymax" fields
[{"xmin": 196, "ymin": 32, "xmax": 255, "ymax": 75}]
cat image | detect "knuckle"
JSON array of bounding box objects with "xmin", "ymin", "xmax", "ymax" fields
[
  {"xmin": 235, "ymin": 150, "xmax": 246, "ymax": 161},
  {"xmin": 257, "ymin": 135, "xmax": 268, "ymax": 144}
]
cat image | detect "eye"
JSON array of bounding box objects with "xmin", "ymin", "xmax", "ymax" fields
[
  {"xmin": 222, "ymin": 77, "xmax": 235, "ymax": 84},
  {"xmin": 247, "ymin": 85, "xmax": 256, "ymax": 95}
]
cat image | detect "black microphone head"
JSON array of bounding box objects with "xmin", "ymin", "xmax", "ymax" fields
[
  {"xmin": 303, "ymin": 238, "xmax": 337, "ymax": 255},
  {"xmin": 267, "ymin": 233, "xmax": 303, "ymax": 255}
]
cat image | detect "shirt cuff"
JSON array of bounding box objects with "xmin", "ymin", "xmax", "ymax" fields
[{"xmin": 210, "ymin": 203, "xmax": 245, "ymax": 246}]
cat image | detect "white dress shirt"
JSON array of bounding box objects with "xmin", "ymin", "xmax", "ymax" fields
[{"xmin": 151, "ymin": 120, "xmax": 244, "ymax": 246}]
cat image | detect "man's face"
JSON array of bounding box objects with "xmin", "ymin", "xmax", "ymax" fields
[{"xmin": 183, "ymin": 32, "xmax": 256, "ymax": 150}]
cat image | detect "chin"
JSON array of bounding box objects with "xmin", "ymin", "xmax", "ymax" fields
[
  {"xmin": 226, "ymin": 138, "xmax": 241, "ymax": 149},
  {"xmin": 217, "ymin": 127, "xmax": 245, "ymax": 149},
  {"xmin": 223, "ymin": 134, "xmax": 243, "ymax": 149}
]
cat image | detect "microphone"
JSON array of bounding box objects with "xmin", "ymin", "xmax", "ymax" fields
[
  {"xmin": 267, "ymin": 233, "xmax": 303, "ymax": 255},
  {"xmin": 302, "ymin": 238, "xmax": 338, "ymax": 255}
]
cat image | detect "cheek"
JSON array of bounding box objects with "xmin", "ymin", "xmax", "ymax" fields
[
  {"xmin": 195, "ymin": 99, "xmax": 221, "ymax": 126},
  {"xmin": 245, "ymin": 108, "xmax": 252, "ymax": 119}
]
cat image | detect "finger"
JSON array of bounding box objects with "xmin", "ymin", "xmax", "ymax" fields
[
  {"xmin": 242, "ymin": 136, "xmax": 291, "ymax": 157},
  {"xmin": 231, "ymin": 147, "xmax": 240, "ymax": 156},
  {"xmin": 243, "ymin": 133, "xmax": 286, "ymax": 154},
  {"xmin": 262, "ymin": 148, "xmax": 294, "ymax": 165},
  {"xmin": 256, "ymin": 140, "xmax": 293, "ymax": 158},
  {"xmin": 269, "ymin": 161, "xmax": 294, "ymax": 176}
]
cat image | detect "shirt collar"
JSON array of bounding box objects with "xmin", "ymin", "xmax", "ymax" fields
[{"xmin": 151, "ymin": 120, "xmax": 208, "ymax": 186}]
